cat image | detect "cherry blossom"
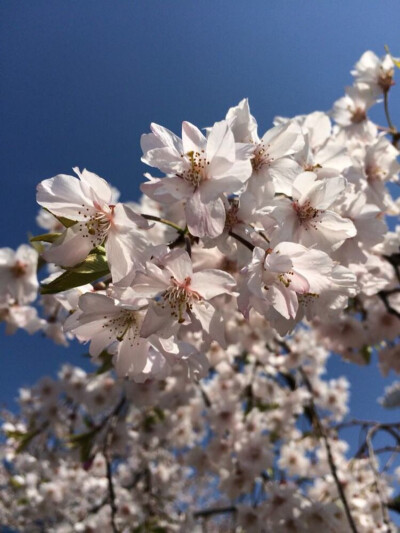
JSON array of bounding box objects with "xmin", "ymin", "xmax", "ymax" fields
[
  {"xmin": 141, "ymin": 120, "xmax": 253, "ymax": 237},
  {"xmin": 64, "ymin": 292, "xmax": 171, "ymax": 381},
  {"xmin": 37, "ymin": 167, "xmax": 149, "ymax": 281},
  {"xmin": 128, "ymin": 248, "xmax": 236, "ymax": 341},
  {"xmin": 269, "ymin": 171, "xmax": 357, "ymax": 251},
  {"xmin": 351, "ymin": 50, "xmax": 396, "ymax": 94},
  {"xmin": 0, "ymin": 244, "xmax": 38, "ymax": 304}
]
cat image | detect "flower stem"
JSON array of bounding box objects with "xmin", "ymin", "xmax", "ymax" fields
[
  {"xmin": 229, "ymin": 231, "xmax": 255, "ymax": 252},
  {"xmin": 141, "ymin": 214, "xmax": 186, "ymax": 234}
]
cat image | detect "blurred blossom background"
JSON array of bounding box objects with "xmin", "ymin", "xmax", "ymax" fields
[{"xmin": 0, "ymin": 0, "xmax": 399, "ymax": 454}]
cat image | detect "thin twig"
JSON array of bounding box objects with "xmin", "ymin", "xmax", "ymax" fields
[
  {"xmin": 334, "ymin": 419, "xmax": 400, "ymax": 430},
  {"xmin": 383, "ymin": 90, "xmax": 400, "ymax": 147},
  {"xmin": 378, "ymin": 290, "xmax": 400, "ymax": 320},
  {"xmin": 193, "ymin": 505, "xmax": 236, "ymax": 518},
  {"xmin": 185, "ymin": 235, "xmax": 192, "ymax": 257},
  {"xmin": 366, "ymin": 426, "xmax": 392, "ymax": 532},
  {"xmin": 141, "ymin": 213, "xmax": 186, "ymax": 234},
  {"xmin": 104, "ymin": 452, "xmax": 119, "ymax": 533},
  {"xmin": 384, "ymin": 91, "xmax": 396, "ymax": 132},
  {"xmin": 228, "ymin": 231, "xmax": 255, "ymax": 252},
  {"xmin": 300, "ymin": 369, "xmax": 359, "ymax": 533}
]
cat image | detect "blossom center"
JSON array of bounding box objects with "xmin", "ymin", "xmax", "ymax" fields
[
  {"xmin": 178, "ymin": 150, "xmax": 209, "ymax": 188},
  {"xmin": 251, "ymin": 141, "xmax": 273, "ymax": 172},
  {"xmin": 378, "ymin": 69, "xmax": 394, "ymax": 92},
  {"xmin": 292, "ymin": 200, "xmax": 321, "ymax": 227},
  {"xmin": 10, "ymin": 260, "xmax": 27, "ymax": 278},
  {"xmin": 161, "ymin": 276, "xmax": 202, "ymax": 323},
  {"xmin": 78, "ymin": 209, "xmax": 113, "ymax": 247},
  {"xmin": 102, "ymin": 310, "xmax": 141, "ymax": 343},
  {"xmin": 351, "ymin": 107, "xmax": 366, "ymax": 124},
  {"xmin": 365, "ymin": 164, "xmax": 385, "ymax": 182}
]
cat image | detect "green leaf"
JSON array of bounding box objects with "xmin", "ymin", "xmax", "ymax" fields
[
  {"xmin": 30, "ymin": 233, "xmax": 62, "ymax": 244},
  {"xmin": 360, "ymin": 345, "xmax": 372, "ymax": 365},
  {"xmin": 10, "ymin": 477, "xmax": 24, "ymax": 489},
  {"xmin": 40, "ymin": 251, "xmax": 109, "ymax": 294},
  {"xmin": 15, "ymin": 429, "xmax": 41, "ymax": 454},
  {"xmin": 95, "ymin": 351, "xmax": 114, "ymax": 375},
  {"xmin": 256, "ymin": 401, "xmax": 280, "ymax": 412},
  {"xmin": 4, "ymin": 430, "xmax": 27, "ymax": 440},
  {"xmin": 56, "ymin": 215, "xmax": 77, "ymax": 228},
  {"xmin": 384, "ymin": 45, "xmax": 400, "ymax": 69},
  {"xmin": 41, "ymin": 207, "xmax": 77, "ymax": 228},
  {"xmin": 69, "ymin": 428, "xmax": 99, "ymax": 463}
]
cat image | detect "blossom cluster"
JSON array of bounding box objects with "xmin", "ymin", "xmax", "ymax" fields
[
  {"xmin": 0, "ymin": 49, "xmax": 400, "ymax": 532},
  {"xmin": 2, "ymin": 328, "xmax": 399, "ymax": 532}
]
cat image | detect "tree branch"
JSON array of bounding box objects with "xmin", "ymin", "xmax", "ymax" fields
[
  {"xmin": 141, "ymin": 214, "xmax": 186, "ymax": 234},
  {"xmin": 104, "ymin": 452, "xmax": 119, "ymax": 533},
  {"xmin": 228, "ymin": 231, "xmax": 255, "ymax": 252},
  {"xmin": 299, "ymin": 369, "xmax": 359, "ymax": 533},
  {"xmin": 193, "ymin": 505, "xmax": 236, "ymax": 519}
]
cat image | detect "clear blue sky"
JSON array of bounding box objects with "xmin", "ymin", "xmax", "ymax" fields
[{"xmin": 0, "ymin": 1, "xmax": 399, "ymax": 457}]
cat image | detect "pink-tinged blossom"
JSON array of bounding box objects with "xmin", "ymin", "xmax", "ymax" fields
[
  {"xmin": 239, "ymin": 243, "xmax": 355, "ymax": 332},
  {"xmin": 204, "ymin": 193, "xmax": 276, "ymax": 260},
  {"xmin": 36, "ymin": 168, "xmax": 149, "ymax": 282},
  {"xmin": 224, "ymin": 99, "xmax": 305, "ymax": 196},
  {"xmin": 141, "ymin": 120, "xmax": 252, "ymax": 238},
  {"xmin": 331, "ymin": 84, "xmax": 378, "ymax": 140},
  {"xmin": 269, "ymin": 172, "xmax": 357, "ymax": 252},
  {"xmin": 64, "ymin": 292, "xmax": 170, "ymax": 382},
  {"xmin": 0, "ymin": 298, "xmax": 44, "ymax": 335},
  {"xmin": 129, "ymin": 249, "xmax": 236, "ymax": 342},
  {"xmin": 291, "ymin": 111, "xmax": 352, "ymax": 180},
  {"xmin": 0, "ymin": 245, "xmax": 39, "ymax": 304},
  {"xmin": 351, "ymin": 50, "xmax": 395, "ymax": 94},
  {"xmin": 333, "ymin": 191, "xmax": 387, "ymax": 264},
  {"xmin": 351, "ymin": 135, "xmax": 400, "ymax": 213}
]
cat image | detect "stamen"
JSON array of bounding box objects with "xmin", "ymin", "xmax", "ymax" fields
[
  {"xmin": 251, "ymin": 141, "xmax": 273, "ymax": 172},
  {"xmin": 292, "ymin": 201, "xmax": 321, "ymax": 229},
  {"xmin": 177, "ymin": 150, "xmax": 209, "ymax": 188}
]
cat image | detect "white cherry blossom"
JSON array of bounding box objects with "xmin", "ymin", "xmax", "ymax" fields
[
  {"xmin": 37, "ymin": 168, "xmax": 149, "ymax": 281},
  {"xmin": 129, "ymin": 248, "xmax": 236, "ymax": 341},
  {"xmin": 64, "ymin": 292, "xmax": 170, "ymax": 382},
  {"xmin": 269, "ymin": 171, "xmax": 357, "ymax": 252},
  {"xmin": 351, "ymin": 50, "xmax": 395, "ymax": 94},
  {"xmin": 141, "ymin": 120, "xmax": 252, "ymax": 238},
  {"xmin": 0, "ymin": 244, "xmax": 38, "ymax": 304}
]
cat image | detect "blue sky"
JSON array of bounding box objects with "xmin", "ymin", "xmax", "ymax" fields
[{"xmin": 0, "ymin": 0, "xmax": 399, "ymax": 465}]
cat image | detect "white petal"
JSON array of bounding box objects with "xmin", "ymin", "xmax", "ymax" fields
[
  {"xmin": 182, "ymin": 121, "xmax": 206, "ymax": 153},
  {"xmin": 206, "ymin": 120, "xmax": 235, "ymax": 166},
  {"xmin": 150, "ymin": 122, "xmax": 183, "ymax": 152},
  {"xmin": 140, "ymin": 174, "xmax": 193, "ymax": 203},
  {"xmin": 186, "ymin": 192, "xmax": 225, "ymax": 238},
  {"xmin": 74, "ymin": 168, "xmax": 113, "ymax": 205},
  {"xmin": 164, "ymin": 249, "xmax": 193, "ymax": 281},
  {"xmin": 191, "ymin": 269, "xmax": 236, "ymax": 299},
  {"xmin": 43, "ymin": 225, "xmax": 94, "ymax": 267},
  {"xmin": 116, "ymin": 336, "xmax": 149, "ymax": 377},
  {"xmin": 37, "ymin": 174, "xmax": 92, "ymax": 220}
]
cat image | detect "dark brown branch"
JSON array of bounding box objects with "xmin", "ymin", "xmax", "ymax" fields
[
  {"xmin": 185, "ymin": 235, "xmax": 192, "ymax": 257},
  {"xmin": 378, "ymin": 289, "xmax": 400, "ymax": 320},
  {"xmin": 383, "ymin": 90, "xmax": 400, "ymax": 148},
  {"xmin": 299, "ymin": 369, "xmax": 359, "ymax": 533},
  {"xmin": 228, "ymin": 231, "xmax": 255, "ymax": 252},
  {"xmin": 104, "ymin": 452, "xmax": 119, "ymax": 533},
  {"xmin": 366, "ymin": 426, "xmax": 393, "ymax": 531},
  {"xmin": 193, "ymin": 505, "xmax": 236, "ymax": 519}
]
